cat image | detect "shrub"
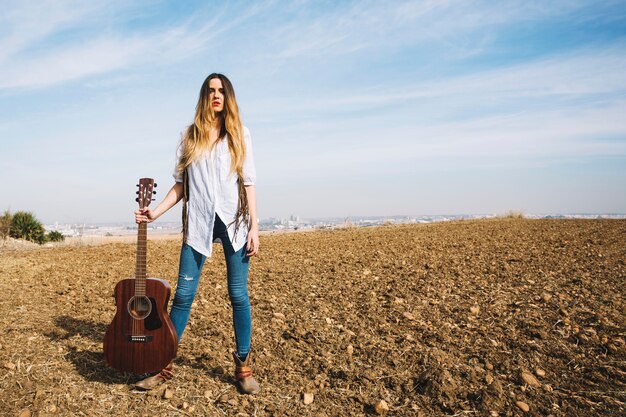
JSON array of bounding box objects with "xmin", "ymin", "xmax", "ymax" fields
[
  {"xmin": 10, "ymin": 211, "xmax": 46, "ymax": 244},
  {"xmin": 499, "ymin": 210, "xmax": 525, "ymax": 219},
  {"xmin": 0, "ymin": 210, "xmax": 11, "ymax": 239},
  {"xmin": 47, "ymin": 230, "xmax": 65, "ymax": 242}
]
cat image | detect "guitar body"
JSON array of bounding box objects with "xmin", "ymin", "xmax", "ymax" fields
[
  {"xmin": 104, "ymin": 277, "xmax": 178, "ymax": 374},
  {"xmin": 102, "ymin": 178, "xmax": 177, "ymax": 374}
]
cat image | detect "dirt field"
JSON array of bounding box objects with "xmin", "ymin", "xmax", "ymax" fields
[{"xmin": 1, "ymin": 219, "xmax": 624, "ymax": 416}]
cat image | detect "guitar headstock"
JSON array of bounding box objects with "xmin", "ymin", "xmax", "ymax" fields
[{"xmin": 136, "ymin": 178, "xmax": 157, "ymax": 209}]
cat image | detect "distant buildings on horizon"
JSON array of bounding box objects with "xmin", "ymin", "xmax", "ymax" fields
[{"xmin": 45, "ymin": 213, "xmax": 626, "ymax": 237}]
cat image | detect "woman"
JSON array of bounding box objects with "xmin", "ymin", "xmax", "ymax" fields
[{"xmin": 134, "ymin": 73, "xmax": 260, "ymax": 395}]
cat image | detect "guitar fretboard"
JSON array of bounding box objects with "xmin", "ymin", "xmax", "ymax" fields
[{"xmin": 134, "ymin": 222, "xmax": 147, "ymax": 296}]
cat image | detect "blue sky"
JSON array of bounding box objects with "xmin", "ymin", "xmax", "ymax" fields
[{"xmin": 1, "ymin": 0, "xmax": 625, "ymax": 224}]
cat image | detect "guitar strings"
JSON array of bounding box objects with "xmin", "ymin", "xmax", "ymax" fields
[{"xmin": 132, "ymin": 184, "xmax": 150, "ymax": 339}]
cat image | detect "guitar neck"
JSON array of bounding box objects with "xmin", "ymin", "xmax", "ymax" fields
[{"xmin": 135, "ymin": 222, "xmax": 147, "ymax": 295}]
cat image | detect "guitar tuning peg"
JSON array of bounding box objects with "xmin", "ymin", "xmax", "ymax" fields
[
  {"xmin": 136, "ymin": 184, "xmax": 139, "ymax": 187},
  {"xmin": 135, "ymin": 198, "xmax": 139, "ymax": 202},
  {"xmin": 153, "ymin": 191, "xmax": 157, "ymax": 194},
  {"xmin": 136, "ymin": 191, "xmax": 139, "ymax": 194},
  {"xmin": 152, "ymin": 198, "xmax": 156, "ymax": 201},
  {"xmin": 154, "ymin": 183, "xmax": 158, "ymax": 187}
]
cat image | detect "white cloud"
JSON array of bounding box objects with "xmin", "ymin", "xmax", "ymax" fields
[
  {"xmin": 259, "ymin": 98, "xmax": 626, "ymax": 183},
  {"xmin": 0, "ymin": 1, "xmax": 107, "ymax": 62},
  {"xmin": 0, "ymin": 37, "xmax": 146, "ymax": 89},
  {"xmin": 0, "ymin": 1, "xmax": 617, "ymax": 91},
  {"xmin": 256, "ymin": 0, "xmax": 596, "ymax": 62},
  {"xmin": 0, "ymin": 1, "xmax": 280, "ymax": 91},
  {"xmin": 246, "ymin": 43, "xmax": 626, "ymax": 121}
]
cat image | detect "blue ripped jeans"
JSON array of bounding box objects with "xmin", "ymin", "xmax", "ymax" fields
[{"xmin": 169, "ymin": 215, "xmax": 252, "ymax": 358}]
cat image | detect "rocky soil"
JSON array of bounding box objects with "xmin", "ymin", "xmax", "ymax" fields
[{"xmin": 1, "ymin": 219, "xmax": 624, "ymax": 416}]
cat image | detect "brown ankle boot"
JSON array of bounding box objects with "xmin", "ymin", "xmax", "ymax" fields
[
  {"xmin": 233, "ymin": 351, "xmax": 260, "ymax": 395},
  {"xmin": 134, "ymin": 363, "xmax": 174, "ymax": 390}
]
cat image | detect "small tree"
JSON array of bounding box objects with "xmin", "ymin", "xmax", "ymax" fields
[
  {"xmin": 10, "ymin": 211, "xmax": 46, "ymax": 244},
  {"xmin": 46, "ymin": 230, "xmax": 65, "ymax": 242},
  {"xmin": 0, "ymin": 210, "xmax": 11, "ymax": 239},
  {"xmin": 502, "ymin": 210, "xmax": 525, "ymax": 219}
]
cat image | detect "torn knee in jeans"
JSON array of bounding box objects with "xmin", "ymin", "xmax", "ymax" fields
[{"xmin": 180, "ymin": 274, "xmax": 194, "ymax": 281}]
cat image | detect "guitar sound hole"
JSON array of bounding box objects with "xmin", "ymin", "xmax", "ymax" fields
[{"xmin": 127, "ymin": 296, "xmax": 152, "ymax": 320}]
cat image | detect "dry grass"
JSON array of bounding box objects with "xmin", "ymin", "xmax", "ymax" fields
[{"xmin": 498, "ymin": 210, "xmax": 525, "ymax": 219}]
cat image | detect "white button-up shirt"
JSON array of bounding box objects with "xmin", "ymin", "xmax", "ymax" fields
[{"xmin": 173, "ymin": 126, "xmax": 256, "ymax": 257}]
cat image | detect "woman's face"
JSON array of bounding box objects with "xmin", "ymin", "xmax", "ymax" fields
[{"xmin": 209, "ymin": 78, "xmax": 225, "ymax": 113}]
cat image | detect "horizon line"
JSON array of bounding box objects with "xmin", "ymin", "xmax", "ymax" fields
[{"xmin": 41, "ymin": 211, "xmax": 626, "ymax": 226}]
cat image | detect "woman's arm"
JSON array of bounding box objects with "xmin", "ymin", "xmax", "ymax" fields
[
  {"xmin": 135, "ymin": 182, "xmax": 184, "ymax": 224},
  {"xmin": 245, "ymin": 185, "xmax": 259, "ymax": 256}
]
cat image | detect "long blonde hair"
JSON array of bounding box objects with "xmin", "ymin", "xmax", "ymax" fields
[
  {"xmin": 176, "ymin": 73, "xmax": 246, "ymax": 176},
  {"xmin": 178, "ymin": 73, "xmax": 250, "ymax": 239}
]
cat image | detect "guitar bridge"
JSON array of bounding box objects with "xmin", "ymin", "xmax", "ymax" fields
[{"xmin": 126, "ymin": 335, "xmax": 153, "ymax": 343}]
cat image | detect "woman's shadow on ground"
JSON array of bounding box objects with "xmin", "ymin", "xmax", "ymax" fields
[
  {"xmin": 47, "ymin": 315, "xmax": 138, "ymax": 385},
  {"xmin": 48, "ymin": 315, "xmax": 231, "ymax": 385}
]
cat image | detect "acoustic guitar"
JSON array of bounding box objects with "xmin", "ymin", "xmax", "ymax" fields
[{"xmin": 103, "ymin": 178, "xmax": 178, "ymax": 374}]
